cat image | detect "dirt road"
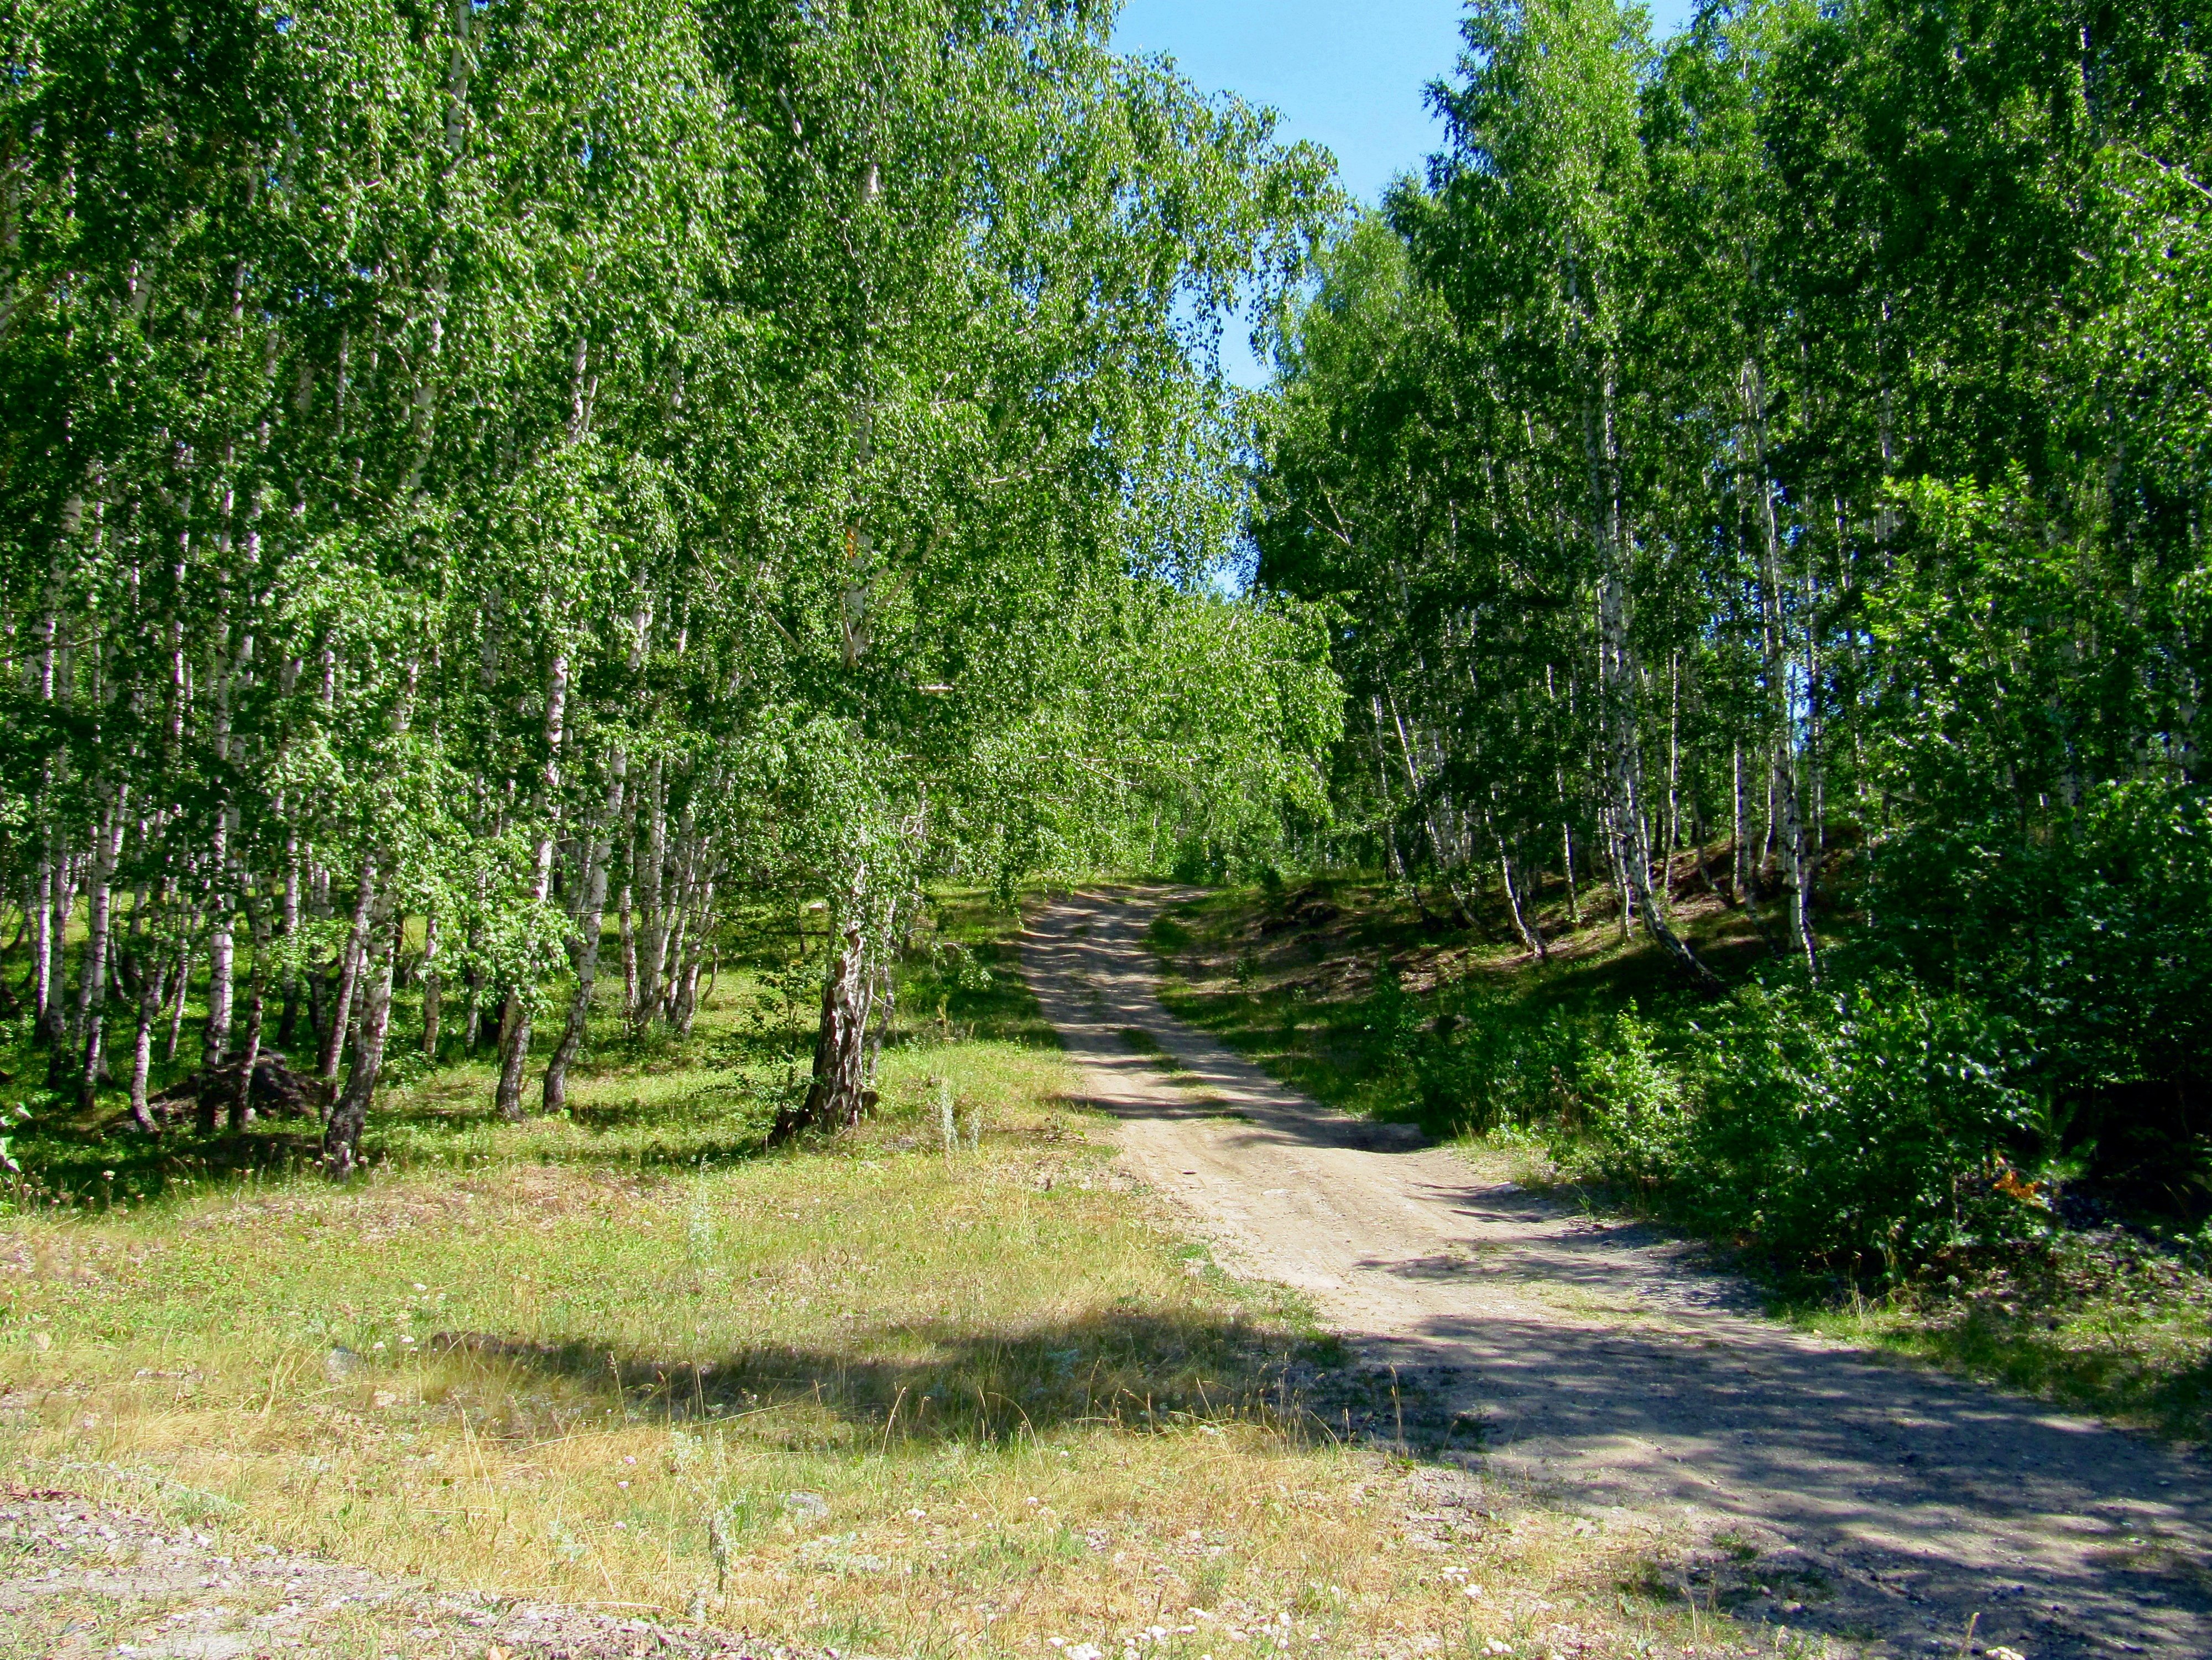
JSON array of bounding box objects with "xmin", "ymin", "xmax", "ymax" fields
[{"xmin": 1023, "ymin": 888, "xmax": 2212, "ymax": 1660}]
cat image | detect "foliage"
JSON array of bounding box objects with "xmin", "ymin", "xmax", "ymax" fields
[
  {"xmin": 0, "ymin": 0, "xmax": 1340, "ymax": 1159},
  {"xmin": 1252, "ymin": 0, "xmax": 2212, "ymax": 1213},
  {"xmin": 1573, "ymin": 979, "xmax": 2038, "ymax": 1276}
]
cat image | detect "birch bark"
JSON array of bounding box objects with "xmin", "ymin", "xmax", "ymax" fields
[
  {"xmin": 75, "ymin": 792, "xmax": 127, "ymax": 1109},
  {"xmin": 770, "ymin": 920, "xmax": 874, "ymax": 1143},
  {"xmin": 496, "ymin": 652, "xmax": 568, "ymax": 1120},
  {"xmin": 542, "ymin": 756, "xmax": 624, "ymax": 1112},
  {"xmin": 322, "ymin": 882, "xmax": 394, "ymax": 1178},
  {"xmin": 320, "ymin": 862, "xmax": 377, "ymax": 1086},
  {"xmin": 1743, "ymin": 355, "xmax": 1817, "ymax": 976}
]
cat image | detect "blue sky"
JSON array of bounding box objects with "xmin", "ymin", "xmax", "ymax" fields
[{"xmin": 1109, "ymin": 0, "xmax": 1698, "ymax": 382}]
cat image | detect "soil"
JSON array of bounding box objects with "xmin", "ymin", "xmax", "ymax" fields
[
  {"xmin": 1024, "ymin": 887, "xmax": 2212, "ymax": 1660},
  {"xmin": 0, "ymin": 1489, "xmax": 804, "ymax": 1658}
]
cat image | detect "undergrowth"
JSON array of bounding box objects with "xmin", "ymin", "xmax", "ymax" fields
[{"xmin": 1153, "ymin": 874, "xmax": 2212, "ymax": 1443}]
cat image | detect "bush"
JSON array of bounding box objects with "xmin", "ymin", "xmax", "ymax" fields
[
  {"xmin": 1411, "ymin": 983, "xmax": 1582, "ymax": 1132},
  {"xmin": 1349, "ymin": 948, "xmax": 2052, "ymax": 1283},
  {"xmin": 1575, "ymin": 976, "xmax": 2038, "ymax": 1279},
  {"xmin": 1866, "ymin": 780, "xmax": 2212, "ymax": 1216}
]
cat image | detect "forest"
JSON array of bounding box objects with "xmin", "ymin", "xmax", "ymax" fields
[
  {"xmin": 1251, "ymin": 0, "xmax": 2212, "ymax": 1271},
  {"xmin": 0, "ymin": 0, "xmax": 1340, "ymax": 1175},
  {"xmin": 3, "ymin": 0, "xmax": 2209, "ymax": 1267},
  {"xmin": 4, "ymin": 0, "xmax": 2212, "ymax": 1653}
]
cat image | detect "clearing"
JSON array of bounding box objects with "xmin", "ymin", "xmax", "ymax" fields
[{"xmin": 3, "ymin": 895, "xmax": 1735, "ymax": 1660}]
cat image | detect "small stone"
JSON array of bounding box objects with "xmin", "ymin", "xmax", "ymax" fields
[{"xmin": 784, "ymin": 1491, "xmax": 829, "ymax": 1521}]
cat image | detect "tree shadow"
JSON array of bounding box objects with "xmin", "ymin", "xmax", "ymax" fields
[{"xmin": 422, "ymin": 1308, "xmax": 1365, "ymax": 1447}]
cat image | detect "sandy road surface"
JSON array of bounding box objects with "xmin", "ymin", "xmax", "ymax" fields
[{"xmin": 1024, "ymin": 888, "xmax": 2212, "ymax": 1659}]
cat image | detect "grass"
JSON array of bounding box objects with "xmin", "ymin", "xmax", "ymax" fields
[
  {"xmin": 1145, "ymin": 873, "xmax": 1735, "ymax": 1136},
  {"xmin": 0, "ymin": 888, "xmax": 1730, "ymax": 1659},
  {"xmin": 1149, "ymin": 872, "xmax": 2212, "ymax": 1445}
]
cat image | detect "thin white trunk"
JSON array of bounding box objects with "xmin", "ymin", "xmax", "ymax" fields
[
  {"xmin": 1744, "ymin": 356, "xmax": 1817, "ymax": 977},
  {"xmin": 320, "ymin": 862, "xmax": 377, "ymax": 1085},
  {"xmin": 497, "ymin": 653, "xmax": 568, "ymax": 1120},
  {"xmin": 323, "ymin": 883, "xmax": 394, "ymax": 1178},
  {"xmin": 543, "ymin": 757, "xmax": 625, "ymax": 1112},
  {"xmin": 75, "ymin": 793, "xmax": 127, "ymax": 1109}
]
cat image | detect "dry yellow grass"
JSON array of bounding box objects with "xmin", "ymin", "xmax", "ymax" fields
[{"xmin": 3, "ymin": 967, "xmax": 1744, "ymax": 1659}]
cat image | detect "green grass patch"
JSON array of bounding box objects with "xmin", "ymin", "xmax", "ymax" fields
[{"xmin": 0, "ymin": 887, "xmax": 1701, "ymax": 1658}]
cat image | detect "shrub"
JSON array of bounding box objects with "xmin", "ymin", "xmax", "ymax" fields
[
  {"xmin": 1576, "ymin": 976, "xmax": 2038, "ymax": 1279},
  {"xmin": 1866, "ymin": 780, "xmax": 2212, "ymax": 1216},
  {"xmin": 1409, "ymin": 982, "xmax": 1582, "ymax": 1131}
]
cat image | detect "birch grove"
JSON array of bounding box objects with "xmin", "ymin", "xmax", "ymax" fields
[
  {"xmin": 1254, "ymin": 0, "xmax": 2212, "ymax": 1195},
  {"xmin": 1, "ymin": 0, "xmax": 1340, "ymax": 1170}
]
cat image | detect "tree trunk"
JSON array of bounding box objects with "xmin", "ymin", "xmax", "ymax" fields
[
  {"xmin": 1601, "ymin": 802, "xmax": 1633, "ymax": 939},
  {"xmin": 165, "ymin": 943, "xmax": 189, "ymax": 1060},
  {"xmin": 1384, "ymin": 688, "xmax": 1477, "ymax": 925},
  {"xmin": 34, "ymin": 514, "xmax": 77, "ymax": 1056},
  {"xmin": 127, "ymin": 948, "xmax": 170, "ymax": 1137},
  {"xmin": 201, "ymin": 829, "xmax": 234, "ymax": 1099},
  {"xmin": 669, "ymin": 877, "xmax": 712, "ymax": 1038},
  {"xmin": 543, "ymin": 759, "xmax": 624, "ymax": 1113},
  {"xmin": 1559, "ymin": 819, "xmax": 1581, "ymax": 927},
  {"xmin": 493, "ymin": 955, "xmax": 540, "ymax": 1124},
  {"xmin": 1491, "ymin": 813, "xmax": 1547, "ymax": 961},
  {"xmin": 463, "ymin": 942, "xmax": 483, "ymax": 1052},
  {"xmin": 30, "ymin": 857, "xmax": 54, "ymax": 1029},
  {"xmin": 229, "ymin": 888, "xmax": 269, "ymax": 1133},
  {"xmin": 1595, "ymin": 580, "xmax": 1715, "ymax": 985},
  {"xmin": 629, "ymin": 756, "xmax": 667, "ymax": 1035},
  {"xmin": 1731, "ymin": 742, "xmax": 1752, "ymax": 906},
  {"xmin": 278, "ymin": 836, "xmax": 301, "ymax": 1046},
  {"xmin": 322, "ymin": 888, "xmax": 394, "ymax": 1178},
  {"xmin": 770, "ymin": 923, "xmax": 874, "ymax": 1143},
  {"xmin": 1366, "ymin": 699, "xmax": 1408, "ymax": 883},
  {"xmin": 37, "ymin": 852, "xmax": 74, "ymax": 1061},
  {"xmin": 1745, "ymin": 362, "xmax": 1816, "ymax": 977},
  {"xmin": 618, "ymin": 876, "xmax": 638, "ymax": 1017},
  {"xmin": 1663, "ymin": 652, "xmax": 1682, "ymax": 913},
  {"xmin": 1566, "ymin": 263, "xmax": 1718, "ymax": 990},
  {"xmin": 76, "ymin": 800, "xmax": 126, "ymax": 1110},
  {"xmin": 420, "ymin": 906, "xmax": 441, "ymax": 1059},
  {"xmin": 320, "ymin": 861, "xmax": 377, "ymax": 1085},
  {"xmin": 496, "ymin": 653, "xmax": 568, "ymax": 1121}
]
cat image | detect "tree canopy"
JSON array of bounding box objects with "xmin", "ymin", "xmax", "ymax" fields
[
  {"xmin": 2, "ymin": 0, "xmax": 1341, "ymax": 1165},
  {"xmin": 1254, "ymin": 0, "xmax": 2212, "ymax": 1209}
]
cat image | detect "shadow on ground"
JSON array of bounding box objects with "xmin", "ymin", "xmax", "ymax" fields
[{"xmin": 424, "ymin": 1309, "xmax": 1357, "ymax": 1446}]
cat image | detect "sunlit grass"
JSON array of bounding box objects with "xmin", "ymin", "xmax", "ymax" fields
[{"xmin": 0, "ymin": 894, "xmax": 1704, "ymax": 1658}]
